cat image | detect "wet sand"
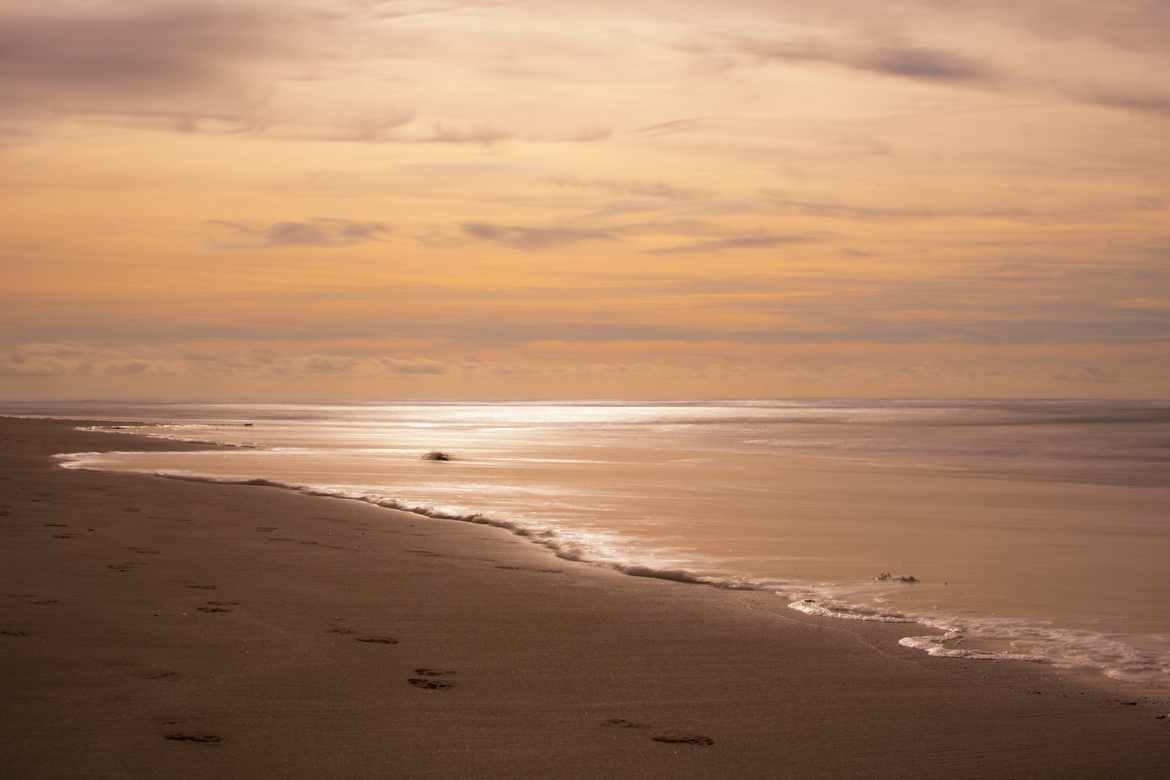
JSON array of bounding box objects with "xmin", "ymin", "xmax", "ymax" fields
[{"xmin": 1, "ymin": 417, "xmax": 1168, "ymax": 778}]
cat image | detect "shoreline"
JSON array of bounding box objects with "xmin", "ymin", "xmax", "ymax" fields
[
  {"xmin": 24, "ymin": 418, "xmax": 1170, "ymax": 700},
  {"xmin": 52, "ymin": 422, "xmax": 1170, "ymax": 697},
  {"xmin": 2, "ymin": 416, "xmax": 1168, "ymax": 777}
]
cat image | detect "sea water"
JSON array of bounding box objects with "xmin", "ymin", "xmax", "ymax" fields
[{"xmin": 14, "ymin": 399, "xmax": 1170, "ymax": 690}]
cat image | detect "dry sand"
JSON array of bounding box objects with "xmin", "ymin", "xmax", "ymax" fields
[{"xmin": 1, "ymin": 417, "xmax": 1168, "ymax": 778}]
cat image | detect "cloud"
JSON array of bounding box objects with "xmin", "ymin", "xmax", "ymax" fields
[
  {"xmin": 461, "ymin": 222, "xmax": 618, "ymax": 250},
  {"xmin": 104, "ymin": 360, "xmax": 153, "ymax": 377},
  {"xmin": 735, "ymin": 36, "xmax": 995, "ymax": 85},
  {"xmin": 1078, "ymin": 88, "xmax": 1170, "ymax": 118},
  {"xmin": 632, "ymin": 116, "xmax": 715, "ymax": 136},
  {"xmin": 0, "ymin": 3, "xmax": 315, "ymax": 127},
  {"xmin": 0, "ymin": 342, "xmax": 180, "ymax": 378},
  {"xmin": 1117, "ymin": 298, "xmax": 1170, "ymax": 312},
  {"xmin": 549, "ymin": 177, "xmax": 711, "ymax": 201},
  {"xmin": 379, "ymin": 357, "xmax": 449, "ymax": 375},
  {"xmin": 707, "ymin": 7, "xmax": 1170, "ymax": 119},
  {"xmin": 649, "ymin": 233, "xmax": 828, "ymax": 255},
  {"xmin": 763, "ymin": 193, "xmax": 1034, "ymax": 221},
  {"xmin": 422, "ymin": 123, "xmax": 512, "ymax": 144},
  {"xmin": 1051, "ymin": 365, "xmax": 1119, "ymax": 384},
  {"xmin": 0, "ymin": 342, "xmax": 454, "ymax": 381},
  {"xmin": 208, "ymin": 219, "xmax": 391, "ymax": 250},
  {"xmin": 0, "ymin": 343, "xmax": 83, "ymax": 377}
]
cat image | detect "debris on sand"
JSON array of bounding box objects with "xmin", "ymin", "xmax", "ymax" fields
[{"xmin": 423, "ymin": 451, "xmax": 452, "ymax": 461}]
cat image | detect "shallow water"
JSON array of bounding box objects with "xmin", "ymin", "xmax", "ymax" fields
[{"xmin": 15, "ymin": 399, "xmax": 1170, "ymax": 689}]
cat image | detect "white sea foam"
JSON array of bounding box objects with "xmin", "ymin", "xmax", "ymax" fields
[
  {"xmin": 76, "ymin": 424, "xmax": 259, "ymax": 449},
  {"xmin": 787, "ymin": 598, "xmax": 916, "ymax": 623}
]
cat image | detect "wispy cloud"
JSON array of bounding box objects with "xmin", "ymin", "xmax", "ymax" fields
[
  {"xmin": 1077, "ymin": 87, "xmax": 1170, "ymax": 118},
  {"xmin": 208, "ymin": 219, "xmax": 391, "ymax": 250},
  {"xmin": 649, "ymin": 233, "xmax": 829, "ymax": 255},
  {"xmin": 549, "ymin": 177, "xmax": 711, "ymax": 201},
  {"xmin": 763, "ymin": 193, "xmax": 1034, "ymax": 221},
  {"xmin": 735, "ymin": 36, "xmax": 995, "ymax": 85},
  {"xmin": 632, "ymin": 116, "xmax": 714, "ymax": 136},
  {"xmin": 461, "ymin": 222, "xmax": 618, "ymax": 250},
  {"xmin": 422, "ymin": 123, "xmax": 512, "ymax": 144}
]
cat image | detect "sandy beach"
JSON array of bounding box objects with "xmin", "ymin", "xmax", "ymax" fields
[{"xmin": 1, "ymin": 417, "xmax": 1167, "ymax": 778}]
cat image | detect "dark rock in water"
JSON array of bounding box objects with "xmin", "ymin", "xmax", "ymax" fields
[
  {"xmin": 651, "ymin": 733, "xmax": 714, "ymax": 746},
  {"xmin": 601, "ymin": 718, "xmax": 647, "ymax": 729},
  {"xmin": 165, "ymin": 733, "xmax": 223, "ymax": 745},
  {"xmin": 423, "ymin": 451, "xmax": 452, "ymax": 461},
  {"xmin": 876, "ymin": 571, "xmax": 919, "ymax": 583}
]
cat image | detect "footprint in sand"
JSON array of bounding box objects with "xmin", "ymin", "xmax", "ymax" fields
[
  {"xmin": 165, "ymin": 733, "xmax": 223, "ymax": 745},
  {"xmin": 1, "ymin": 628, "xmax": 31, "ymax": 638},
  {"xmin": 51, "ymin": 534, "xmax": 77, "ymax": 539},
  {"xmin": 413, "ymin": 668, "xmax": 456, "ymax": 677},
  {"xmin": 197, "ymin": 600, "xmax": 238, "ymax": 614},
  {"xmin": 43, "ymin": 522, "xmax": 68, "ymax": 528},
  {"xmin": 651, "ymin": 733, "xmax": 715, "ymax": 747},
  {"xmin": 186, "ymin": 584, "xmax": 217, "ymax": 591},
  {"xmin": 107, "ymin": 561, "xmax": 146, "ymax": 573},
  {"xmin": 354, "ymin": 635, "xmax": 398, "ymax": 645},
  {"xmin": 255, "ymin": 526, "xmax": 278, "ymax": 533},
  {"xmin": 141, "ymin": 670, "xmax": 179, "ymax": 680},
  {"xmin": 408, "ymin": 677, "xmax": 455, "ymax": 690},
  {"xmin": 126, "ymin": 547, "xmax": 161, "ymax": 555}
]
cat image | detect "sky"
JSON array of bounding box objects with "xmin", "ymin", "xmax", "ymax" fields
[{"xmin": 1, "ymin": 0, "xmax": 1169, "ymax": 400}]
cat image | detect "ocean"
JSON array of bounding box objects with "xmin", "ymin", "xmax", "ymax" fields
[{"xmin": 13, "ymin": 399, "xmax": 1170, "ymax": 691}]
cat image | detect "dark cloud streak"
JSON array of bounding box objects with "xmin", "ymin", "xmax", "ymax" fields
[
  {"xmin": 736, "ymin": 36, "xmax": 995, "ymax": 85},
  {"xmin": 461, "ymin": 222, "xmax": 618, "ymax": 250},
  {"xmin": 649, "ymin": 233, "xmax": 829, "ymax": 256},
  {"xmin": 208, "ymin": 219, "xmax": 391, "ymax": 250}
]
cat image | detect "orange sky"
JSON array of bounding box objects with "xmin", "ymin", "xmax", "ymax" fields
[{"xmin": 2, "ymin": 0, "xmax": 1169, "ymax": 400}]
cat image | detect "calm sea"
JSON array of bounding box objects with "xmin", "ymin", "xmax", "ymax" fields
[{"xmin": 14, "ymin": 400, "xmax": 1170, "ymax": 690}]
